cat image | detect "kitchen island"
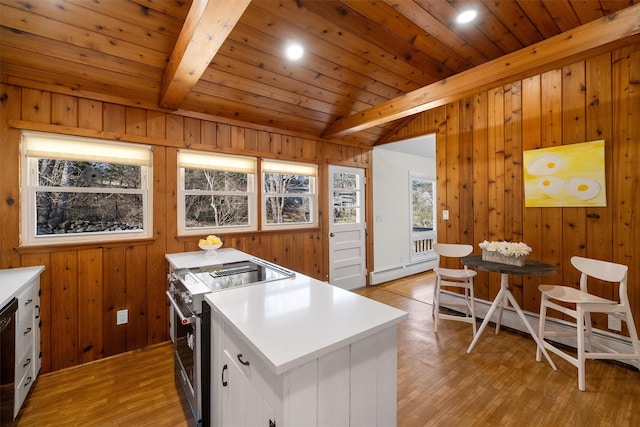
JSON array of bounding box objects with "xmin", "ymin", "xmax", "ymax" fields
[{"xmin": 173, "ymin": 249, "xmax": 407, "ymax": 427}]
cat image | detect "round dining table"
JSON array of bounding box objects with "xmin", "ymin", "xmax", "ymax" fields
[{"xmin": 461, "ymin": 254, "xmax": 558, "ymax": 370}]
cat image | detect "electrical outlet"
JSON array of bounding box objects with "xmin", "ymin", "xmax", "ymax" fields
[
  {"xmin": 608, "ymin": 314, "xmax": 622, "ymax": 331},
  {"xmin": 117, "ymin": 309, "xmax": 128, "ymax": 325},
  {"xmin": 442, "ymin": 210, "xmax": 449, "ymax": 220}
]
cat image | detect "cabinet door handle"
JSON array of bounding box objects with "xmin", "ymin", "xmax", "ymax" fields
[
  {"xmin": 237, "ymin": 353, "xmax": 250, "ymax": 366},
  {"xmin": 24, "ymin": 376, "xmax": 32, "ymax": 387},
  {"xmin": 221, "ymin": 364, "xmax": 228, "ymax": 387},
  {"xmin": 24, "ymin": 327, "xmax": 32, "ymax": 335},
  {"xmin": 25, "ymin": 299, "xmax": 33, "ymax": 306},
  {"xmin": 23, "ymin": 358, "xmax": 31, "ymax": 368},
  {"xmin": 35, "ymin": 304, "xmax": 40, "ymax": 319}
]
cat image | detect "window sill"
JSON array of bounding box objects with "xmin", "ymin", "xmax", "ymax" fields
[
  {"xmin": 15, "ymin": 237, "xmax": 156, "ymax": 254},
  {"xmin": 175, "ymin": 226, "xmax": 322, "ymax": 241}
]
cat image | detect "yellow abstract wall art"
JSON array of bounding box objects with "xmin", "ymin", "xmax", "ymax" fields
[{"xmin": 523, "ymin": 140, "xmax": 606, "ymax": 207}]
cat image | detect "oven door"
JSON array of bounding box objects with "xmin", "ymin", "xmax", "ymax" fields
[{"xmin": 168, "ymin": 290, "xmax": 201, "ymax": 424}]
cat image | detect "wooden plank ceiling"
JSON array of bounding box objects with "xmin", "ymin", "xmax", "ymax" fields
[{"xmin": 1, "ymin": 0, "xmax": 638, "ymax": 147}]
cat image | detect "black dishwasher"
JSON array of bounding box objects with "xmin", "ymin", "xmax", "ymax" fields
[{"xmin": 1, "ymin": 298, "xmax": 18, "ymax": 426}]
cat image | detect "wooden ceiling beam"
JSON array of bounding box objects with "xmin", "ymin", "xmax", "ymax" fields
[
  {"xmin": 322, "ymin": 3, "xmax": 640, "ymax": 138},
  {"xmin": 158, "ymin": 0, "xmax": 250, "ymax": 110}
]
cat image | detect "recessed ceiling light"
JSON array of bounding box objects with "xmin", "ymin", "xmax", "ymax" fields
[
  {"xmin": 456, "ymin": 9, "xmax": 478, "ymax": 24},
  {"xmin": 285, "ymin": 43, "xmax": 304, "ymax": 61}
]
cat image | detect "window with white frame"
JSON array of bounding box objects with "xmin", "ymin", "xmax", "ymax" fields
[
  {"xmin": 20, "ymin": 130, "xmax": 153, "ymax": 246},
  {"xmin": 410, "ymin": 172, "xmax": 436, "ymax": 261},
  {"xmin": 178, "ymin": 150, "xmax": 257, "ymax": 235},
  {"xmin": 262, "ymin": 160, "xmax": 318, "ymax": 228}
]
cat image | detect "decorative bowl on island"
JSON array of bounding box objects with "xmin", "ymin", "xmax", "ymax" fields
[{"xmin": 198, "ymin": 235, "xmax": 223, "ymax": 255}]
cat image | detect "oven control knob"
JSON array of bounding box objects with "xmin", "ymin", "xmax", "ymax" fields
[{"xmin": 180, "ymin": 292, "xmax": 192, "ymax": 305}]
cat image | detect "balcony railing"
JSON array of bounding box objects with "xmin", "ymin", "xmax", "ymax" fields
[{"xmin": 411, "ymin": 227, "xmax": 436, "ymax": 262}]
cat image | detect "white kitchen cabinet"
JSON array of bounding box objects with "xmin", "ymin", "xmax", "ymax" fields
[
  {"xmin": 0, "ymin": 266, "xmax": 43, "ymax": 421},
  {"xmin": 217, "ymin": 316, "xmax": 276, "ymax": 427},
  {"xmin": 212, "ymin": 313, "xmax": 399, "ymax": 427},
  {"xmin": 14, "ymin": 274, "xmax": 40, "ymax": 418},
  {"xmin": 221, "ymin": 349, "xmax": 275, "ymax": 427}
]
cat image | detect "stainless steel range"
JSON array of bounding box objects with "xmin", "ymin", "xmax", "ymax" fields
[{"xmin": 166, "ymin": 255, "xmax": 295, "ymax": 426}]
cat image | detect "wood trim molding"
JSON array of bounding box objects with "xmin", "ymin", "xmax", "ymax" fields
[
  {"xmin": 14, "ymin": 238, "xmax": 156, "ymax": 255},
  {"xmin": 9, "ymin": 120, "xmax": 184, "ymax": 148},
  {"xmin": 322, "ymin": 4, "xmax": 640, "ymax": 138},
  {"xmin": 8, "ymin": 120, "xmax": 373, "ymax": 166}
]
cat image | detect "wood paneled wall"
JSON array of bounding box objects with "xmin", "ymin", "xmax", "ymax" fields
[
  {"xmin": 389, "ymin": 42, "xmax": 640, "ymax": 335},
  {"xmin": 0, "ymin": 86, "xmax": 371, "ymax": 373}
]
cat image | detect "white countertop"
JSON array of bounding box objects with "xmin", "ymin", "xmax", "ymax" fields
[
  {"xmin": 0, "ymin": 266, "xmax": 45, "ymax": 308},
  {"xmin": 165, "ymin": 248, "xmax": 250, "ymax": 270},
  {"xmin": 206, "ymin": 271, "xmax": 408, "ymax": 375}
]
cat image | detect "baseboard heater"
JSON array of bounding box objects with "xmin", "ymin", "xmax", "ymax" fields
[
  {"xmin": 370, "ymin": 257, "xmax": 438, "ymax": 285},
  {"xmin": 440, "ymin": 291, "xmax": 640, "ymax": 370}
]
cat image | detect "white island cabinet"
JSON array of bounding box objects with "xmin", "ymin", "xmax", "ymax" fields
[
  {"xmin": 206, "ymin": 272, "xmax": 407, "ymax": 427},
  {"xmin": 0, "ymin": 265, "xmax": 44, "ymax": 419}
]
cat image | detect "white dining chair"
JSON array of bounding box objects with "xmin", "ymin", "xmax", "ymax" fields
[
  {"xmin": 536, "ymin": 256, "xmax": 640, "ymax": 391},
  {"xmin": 432, "ymin": 243, "xmax": 477, "ymax": 336}
]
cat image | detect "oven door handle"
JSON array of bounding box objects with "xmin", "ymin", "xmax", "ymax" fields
[{"xmin": 166, "ymin": 291, "xmax": 196, "ymax": 325}]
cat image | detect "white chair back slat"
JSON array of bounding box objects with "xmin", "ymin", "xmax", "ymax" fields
[
  {"xmin": 434, "ymin": 243, "xmax": 473, "ymax": 259},
  {"xmin": 571, "ymin": 256, "xmax": 627, "ymax": 283}
]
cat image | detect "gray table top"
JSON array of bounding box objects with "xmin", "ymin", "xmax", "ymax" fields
[{"xmin": 461, "ymin": 254, "xmax": 557, "ymax": 276}]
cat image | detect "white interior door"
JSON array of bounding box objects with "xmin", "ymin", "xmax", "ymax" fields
[{"xmin": 328, "ymin": 165, "xmax": 366, "ymax": 290}]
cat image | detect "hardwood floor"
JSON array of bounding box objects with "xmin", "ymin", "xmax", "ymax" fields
[
  {"xmin": 16, "ymin": 342, "xmax": 190, "ymax": 427},
  {"xmin": 16, "ymin": 272, "xmax": 640, "ymax": 426}
]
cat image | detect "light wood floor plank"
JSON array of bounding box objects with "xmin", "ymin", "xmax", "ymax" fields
[{"xmin": 16, "ymin": 272, "xmax": 640, "ymax": 426}]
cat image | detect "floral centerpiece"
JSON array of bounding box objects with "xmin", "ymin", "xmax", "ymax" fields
[{"xmin": 479, "ymin": 240, "xmax": 532, "ymax": 266}]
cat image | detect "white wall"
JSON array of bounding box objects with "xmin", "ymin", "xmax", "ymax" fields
[{"xmin": 371, "ymin": 138, "xmax": 436, "ymax": 284}]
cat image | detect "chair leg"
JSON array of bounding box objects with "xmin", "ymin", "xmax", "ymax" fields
[
  {"xmin": 433, "ymin": 279, "xmax": 440, "ymax": 333},
  {"xmin": 432, "ymin": 278, "xmax": 438, "ymax": 317},
  {"xmin": 463, "ymin": 288, "xmax": 470, "ymax": 317},
  {"xmin": 623, "ymin": 309, "xmax": 640, "ymax": 363},
  {"xmin": 584, "ymin": 312, "xmax": 593, "ymax": 353},
  {"xmin": 577, "ymin": 307, "xmax": 586, "ymax": 391},
  {"xmin": 495, "ymin": 292, "xmax": 507, "ymax": 334},
  {"xmin": 469, "ymin": 282, "xmax": 477, "ymax": 336},
  {"xmin": 432, "ymin": 285, "xmax": 436, "ymax": 316},
  {"xmin": 432, "ymin": 278, "xmax": 477, "ymax": 337},
  {"xmin": 536, "ymin": 296, "xmax": 548, "ymax": 363}
]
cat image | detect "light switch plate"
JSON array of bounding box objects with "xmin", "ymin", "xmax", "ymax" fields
[
  {"xmin": 442, "ymin": 210, "xmax": 449, "ymax": 220},
  {"xmin": 117, "ymin": 309, "xmax": 128, "ymax": 325}
]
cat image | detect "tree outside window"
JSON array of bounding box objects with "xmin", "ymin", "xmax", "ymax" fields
[
  {"xmin": 331, "ymin": 171, "xmax": 360, "ymax": 224},
  {"xmin": 178, "ymin": 150, "xmax": 256, "ymax": 235},
  {"xmin": 411, "ymin": 177, "xmax": 434, "ymax": 231},
  {"xmin": 21, "ymin": 131, "xmax": 152, "ymax": 246},
  {"xmin": 35, "ymin": 159, "xmax": 143, "ymax": 235},
  {"xmin": 262, "ymin": 160, "xmax": 318, "ymax": 228},
  {"xmin": 183, "ymin": 169, "xmax": 250, "ymax": 227}
]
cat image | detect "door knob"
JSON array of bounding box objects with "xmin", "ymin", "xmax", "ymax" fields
[{"xmin": 330, "ymin": 232, "xmax": 335, "ymax": 237}]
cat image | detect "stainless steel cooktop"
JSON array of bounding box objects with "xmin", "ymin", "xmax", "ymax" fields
[{"xmin": 174, "ymin": 257, "xmax": 295, "ymax": 295}]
